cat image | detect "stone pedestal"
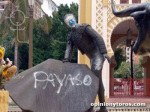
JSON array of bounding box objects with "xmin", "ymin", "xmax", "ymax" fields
[
  {"xmin": 5, "ymin": 59, "xmax": 99, "ymax": 112},
  {"xmin": 0, "ymin": 90, "xmax": 9, "ymax": 112}
]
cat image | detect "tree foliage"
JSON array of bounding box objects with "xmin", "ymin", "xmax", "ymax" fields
[
  {"xmin": 114, "ymin": 48, "xmax": 126, "ymax": 70},
  {"xmin": 114, "ymin": 61, "xmax": 144, "ymax": 79},
  {"xmin": 114, "ymin": 42, "xmax": 144, "ymax": 79},
  {"xmin": 49, "ymin": 4, "xmax": 78, "ymax": 62},
  {"xmin": 3, "ymin": 3, "xmax": 78, "ymax": 72}
]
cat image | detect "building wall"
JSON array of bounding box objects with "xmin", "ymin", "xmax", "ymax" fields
[
  {"xmin": 34, "ymin": 0, "xmax": 43, "ymax": 19},
  {"xmin": 0, "ymin": 0, "xmax": 9, "ymax": 17},
  {"xmin": 0, "ymin": 0, "xmax": 43, "ymax": 19},
  {"xmin": 49, "ymin": 0, "xmax": 58, "ymax": 12}
]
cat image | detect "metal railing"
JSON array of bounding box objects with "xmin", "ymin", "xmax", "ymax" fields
[{"xmin": 110, "ymin": 78, "xmax": 150, "ymax": 98}]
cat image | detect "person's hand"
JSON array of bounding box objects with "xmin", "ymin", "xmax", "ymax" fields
[
  {"xmin": 103, "ymin": 53, "xmax": 111, "ymax": 64},
  {"xmin": 6, "ymin": 58, "xmax": 12, "ymax": 67},
  {"xmin": 1, "ymin": 60, "xmax": 6, "ymax": 65},
  {"xmin": 63, "ymin": 58, "xmax": 70, "ymax": 63}
]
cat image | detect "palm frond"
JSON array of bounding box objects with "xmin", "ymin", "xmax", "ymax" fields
[
  {"xmin": 0, "ymin": 0, "xmax": 52, "ymax": 44},
  {"xmin": 0, "ymin": 0, "xmax": 29, "ymax": 44},
  {"xmin": 37, "ymin": 9, "xmax": 52, "ymax": 34}
]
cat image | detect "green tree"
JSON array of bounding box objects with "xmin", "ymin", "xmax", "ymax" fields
[
  {"xmin": 49, "ymin": 3, "xmax": 78, "ymax": 63},
  {"xmin": 114, "ymin": 62, "xmax": 131, "ymax": 78},
  {"xmin": 133, "ymin": 63, "xmax": 144, "ymax": 79},
  {"xmin": 114, "ymin": 48, "xmax": 126, "ymax": 70},
  {"xmin": 0, "ymin": 0, "xmax": 30, "ymax": 68},
  {"xmin": 4, "ymin": 3, "xmax": 79, "ymax": 72},
  {"xmin": 32, "ymin": 20, "xmax": 52, "ymax": 66},
  {"xmin": 114, "ymin": 62, "xmax": 144, "ymax": 79},
  {"xmin": 0, "ymin": 0, "xmax": 52, "ymax": 70}
]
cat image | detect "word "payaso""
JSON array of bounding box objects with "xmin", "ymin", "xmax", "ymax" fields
[{"xmin": 33, "ymin": 71, "xmax": 92, "ymax": 94}]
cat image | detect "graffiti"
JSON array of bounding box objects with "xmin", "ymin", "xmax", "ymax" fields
[{"xmin": 34, "ymin": 71, "xmax": 92, "ymax": 94}]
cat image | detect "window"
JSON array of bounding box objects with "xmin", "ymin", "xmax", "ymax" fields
[
  {"xmin": 132, "ymin": 0, "xmax": 141, "ymax": 3},
  {"xmin": 120, "ymin": 0, "xmax": 129, "ymax": 4}
]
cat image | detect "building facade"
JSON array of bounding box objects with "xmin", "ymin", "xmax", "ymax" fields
[
  {"xmin": 49, "ymin": 0, "xmax": 58, "ymax": 12},
  {"xmin": 34, "ymin": 0, "xmax": 43, "ymax": 19},
  {"xmin": 0, "ymin": 0, "xmax": 43, "ymax": 19},
  {"xmin": 0, "ymin": 0, "xmax": 9, "ymax": 17},
  {"xmin": 79, "ymin": 0, "xmax": 150, "ymax": 99},
  {"xmin": 43, "ymin": 0, "xmax": 58, "ymax": 17}
]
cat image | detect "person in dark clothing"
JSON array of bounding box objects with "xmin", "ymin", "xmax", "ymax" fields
[{"xmin": 63, "ymin": 14, "xmax": 110, "ymax": 112}]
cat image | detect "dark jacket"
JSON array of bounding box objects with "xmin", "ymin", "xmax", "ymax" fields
[{"xmin": 64, "ymin": 24, "xmax": 107, "ymax": 61}]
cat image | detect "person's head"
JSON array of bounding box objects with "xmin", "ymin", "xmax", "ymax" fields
[{"xmin": 64, "ymin": 14, "xmax": 77, "ymax": 28}]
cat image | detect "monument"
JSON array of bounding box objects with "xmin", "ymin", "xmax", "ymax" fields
[
  {"xmin": 63, "ymin": 14, "xmax": 110, "ymax": 112},
  {"xmin": 111, "ymin": 0, "xmax": 150, "ymax": 56},
  {"xmin": 4, "ymin": 59, "xmax": 99, "ymax": 112}
]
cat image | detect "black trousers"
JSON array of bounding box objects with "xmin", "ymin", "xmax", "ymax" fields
[{"xmin": 90, "ymin": 50, "xmax": 106, "ymax": 110}]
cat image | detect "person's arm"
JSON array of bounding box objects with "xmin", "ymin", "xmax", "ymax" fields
[
  {"xmin": 85, "ymin": 25, "xmax": 111, "ymax": 63},
  {"xmin": 64, "ymin": 34, "xmax": 74, "ymax": 62}
]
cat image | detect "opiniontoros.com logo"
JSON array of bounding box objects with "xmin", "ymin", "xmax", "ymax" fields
[{"xmin": 91, "ymin": 102, "xmax": 146, "ymax": 108}]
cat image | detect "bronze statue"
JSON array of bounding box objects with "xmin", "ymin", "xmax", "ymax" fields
[
  {"xmin": 63, "ymin": 14, "xmax": 110, "ymax": 112},
  {"xmin": 111, "ymin": 0, "xmax": 150, "ymax": 56}
]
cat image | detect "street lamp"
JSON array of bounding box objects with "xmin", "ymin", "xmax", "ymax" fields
[
  {"xmin": 126, "ymin": 28, "xmax": 134, "ymax": 96},
  {"xmin": 28, "ymin": 0, "xmax": 35, "ymax": 68},
  {"xmin": 126, "ymin": 29, "xmax": 132, "ymax": 47}
]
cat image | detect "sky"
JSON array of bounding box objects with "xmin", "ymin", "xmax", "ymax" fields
[{"xmin": 42, "ymin": 0, "xmax": 79, "ymax": 16}]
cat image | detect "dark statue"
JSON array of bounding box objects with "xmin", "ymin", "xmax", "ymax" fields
[
  {"xmin": 63, "ymin": 14, "xmax": 111, "ymax": 112},
  {"xmin": 111, "ymin": 0, "xmax": 150, "ymax": 56}
]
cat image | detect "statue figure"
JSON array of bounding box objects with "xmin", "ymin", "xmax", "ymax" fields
[
  {"xmin": 63, "ymin": 14, "xmax": 111, "ymax": 112},
  {"xmin": 0, "ymin": 46, "xmax": 17, "ymax": 88},
  {"xmin": 111, "ymin": 0, "xmax": 150, "ymax": 56}
]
